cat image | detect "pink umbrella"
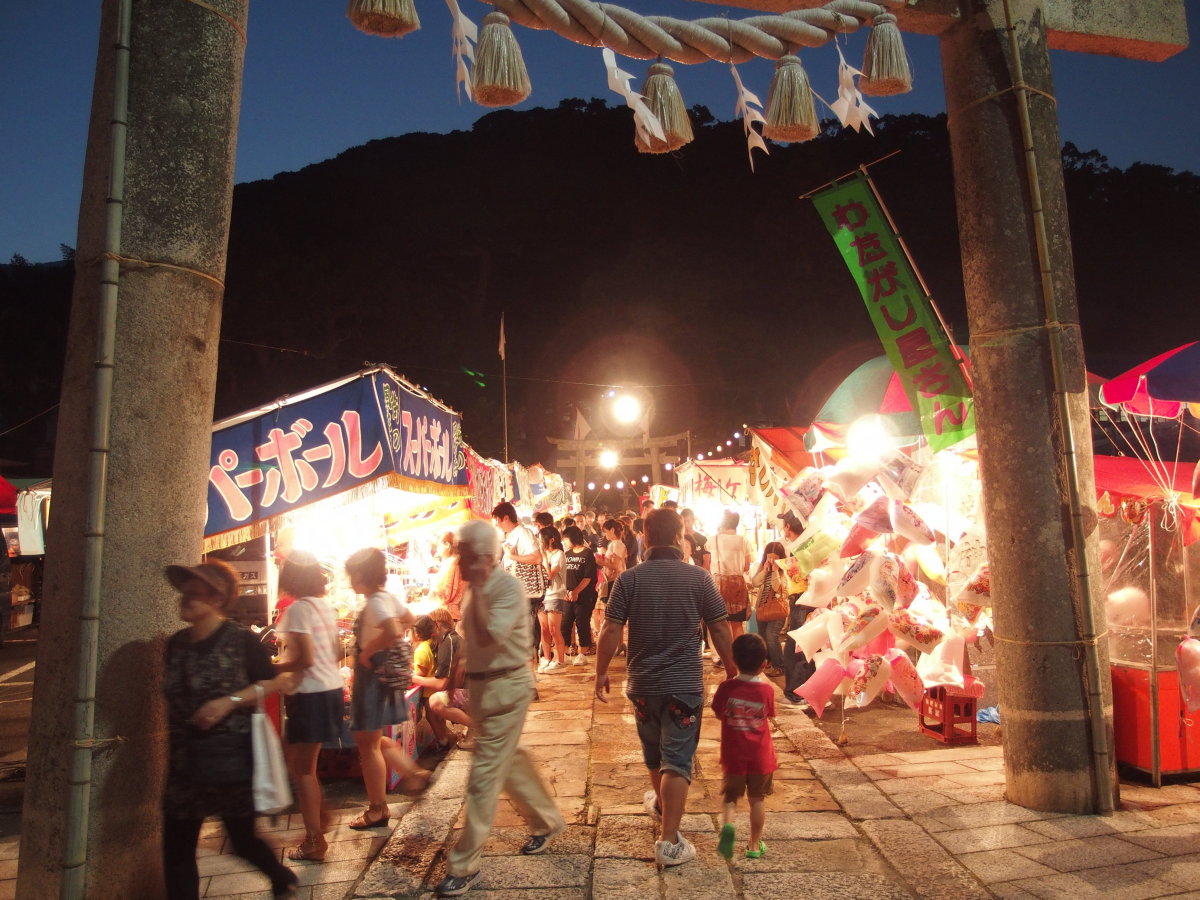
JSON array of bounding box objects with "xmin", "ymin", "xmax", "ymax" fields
[{"xmin": 1100, "ymin": 342, "xmax": 1200, "ymax": 418}]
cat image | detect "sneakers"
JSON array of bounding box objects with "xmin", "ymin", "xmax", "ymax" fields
[
  {"xmin": 643, "ymin": 789, "xmax": 661, "ymax": 820},
  {"xmin": 457, "ymin": 732, "xmax": 477, "ymax": 752},
  {"xmin": 716, "ymin": 823, "xmax": 736, "ymax": 860},
  {"xmin": 519, "ymin": 819, "xmax": 565, "ymax": 855},
  {"xmin": 745, "ymin": 840, "xmax": 768, "ymax": 859},
  {"xmin": 435, "ymin": 871, "xmax": 481, "ymax": 896},
  {"xmin": 572, "ymin": 654, "xmax": 587, "ymax": 666},
  {"xmin": 655, "ymin": 834, "xmax": 696, "ymax": 867},
  {"xmin": 544, "ymin": 660, "xmax": 562, "ymax": 673},
  {"xmin": 537, "ymin": 658, "xmax": 550, "ymax": 673}
]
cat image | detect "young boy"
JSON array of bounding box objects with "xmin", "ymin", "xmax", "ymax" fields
[{"xmin": 711, "ymin": 632, "xmax": 778, "ymax": 859}]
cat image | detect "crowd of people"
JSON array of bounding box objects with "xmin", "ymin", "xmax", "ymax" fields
[{"xmin": 160, "ymin": 499, "xmax": 811, "ymax": 898}]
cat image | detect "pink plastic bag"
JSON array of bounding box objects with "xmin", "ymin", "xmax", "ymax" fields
[{"xmin": 798, "ymin": 657, "xmax": 848, "ymax": 718}]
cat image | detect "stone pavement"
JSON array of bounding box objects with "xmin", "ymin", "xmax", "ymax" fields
[{"xmin": 28, "ymin": 656, "xmax": 1200, "ymax": 899}]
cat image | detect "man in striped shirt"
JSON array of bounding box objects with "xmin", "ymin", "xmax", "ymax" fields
[{"xmin": 595, "ymin": 508, "xmax": 736, "ymax": 868}]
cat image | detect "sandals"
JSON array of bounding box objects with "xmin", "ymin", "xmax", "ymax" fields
[
  {"xmin": 286, "ymin": 833, "xmax": 327, "ymax": 861},
  {"xmin": 348, "ymin": 804, "xmax": 391, "ymax": 830}
]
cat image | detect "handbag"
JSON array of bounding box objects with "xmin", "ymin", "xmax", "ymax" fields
[
  {"xmin": 376, "ymin": 635, "xmax": 414, "ymax": 692},
  {"xmin": 754, "ymin": 572, "xmax": 788, "ymax": 623},
  {"xmin": 250, "ymin": 685, "xmax": 292, "ymax": 814}
]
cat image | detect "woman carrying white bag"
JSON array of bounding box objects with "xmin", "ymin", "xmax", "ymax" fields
[{"xmin": 275, "ymin": 551, "xmax": 346, "ymax": 863}]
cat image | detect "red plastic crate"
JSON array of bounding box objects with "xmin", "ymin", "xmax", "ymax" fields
[{"xmin": 919, "ymin": 686, "xmax": 978, "ymax": 745}]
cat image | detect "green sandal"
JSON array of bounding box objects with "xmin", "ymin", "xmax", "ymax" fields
[
  {"xmin": 716, "ymin": 823, "xmax": 735, "ymax": 860},
  {"xmin": 745, "ymin": 840, "xmax": 767, "ymax": 859}
]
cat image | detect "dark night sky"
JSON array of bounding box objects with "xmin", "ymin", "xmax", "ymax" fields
[{"xmin": 2, "ymin": 1, "xmax": 1197, "ymax": 263}]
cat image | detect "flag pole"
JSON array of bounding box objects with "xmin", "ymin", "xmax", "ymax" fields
[{"xmin": 499, "ymin": 313, "xmax": 508, "ymax": 461}]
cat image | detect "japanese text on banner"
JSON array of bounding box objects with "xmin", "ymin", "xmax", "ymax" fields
[{"xmin": 811, "ymin": 175, "xmax": 974, "ymax": 452}]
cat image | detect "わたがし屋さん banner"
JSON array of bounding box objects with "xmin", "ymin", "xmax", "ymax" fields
[{"xmin": 204, "ymin": 367, "xmax": 468, "ymax": 548}]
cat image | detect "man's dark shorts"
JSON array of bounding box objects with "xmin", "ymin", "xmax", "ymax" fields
[{"xmin": 627, "ymin": 692, "xmax": 704, "ymax": 781}]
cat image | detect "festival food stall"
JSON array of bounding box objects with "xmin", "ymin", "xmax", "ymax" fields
[
  {"xmin": 203, "ymin": 365, "xmax": 473, "ymax": 772},
  {"xmin": 674, "ymin": 457, "xmax": 767, "ymax": 547}
]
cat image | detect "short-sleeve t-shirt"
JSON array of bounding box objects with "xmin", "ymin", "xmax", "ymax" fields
[
  {"xmin": 605, "ymin": 540, "xmax": 627, "ymax": 577},
  {"xmin": 711, "ymin": 676, "xmax": 778, "ymax": 776},
  {"xmin": 434, "ymin": 630, "xmax": 464, "ymax": 680},
  {"xmin": 356, "ymin": 590, "xmax": 410, "ymax": 651},
  {"xmin": 564, "ymin": 548, "xmax": 598, "ymax": 602},
  {"xmin": 413, "ymin": 638, "xmax": 436, "ymax": 696},
  {"xmin": 503, "ymin": 525, "xmax": 542, "ymax": 598},
  {"xmin": 544, "ymin": 548, "xmax": 566, "ymax": 600},
  {"xmin": 605, "ymin": 552, "xmax": 727, "ymax": 696},
  {"xmin": 277, "ymin": 595, "xmax": 343, "ymax": 693}
]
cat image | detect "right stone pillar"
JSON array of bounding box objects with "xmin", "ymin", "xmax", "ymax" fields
[{"xmin": 940, "ymin": 0, "xmax": 1116, "ymax": 813}]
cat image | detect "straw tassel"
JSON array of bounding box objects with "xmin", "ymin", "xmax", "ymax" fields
[
  {"xmin": 860, "ymin": 13, "xmax": 912, "ymax": 96},
  {"xmin": 635, "ymin": 62, "xmax": 693, "ymax": 154},
  {"xmin": 472, "ymin": 12, "xmax": 531, "ymax": 107},
  {"xmin": 347, "ymin": 0, "xmax": 420, "ymax": 38},
  {"xmin": 762, "ymin": 55, "xmax": 818, "ymax": 143}
]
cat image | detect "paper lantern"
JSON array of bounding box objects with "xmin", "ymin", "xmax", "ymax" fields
[
  {"xmin": 888, "ymin": 607, "xmax": 944, "ymax": 653},
  {"xmin": 1178, "ymin": 638, "xmax": 1200, "ymax": 712},
  {"xmin": 798, "ymin": 657, "xmax": 847, "ymax": 717},
  {"xmin": 837, "ymin": 603, "xmax": 889, "ymax": 654},
  {"xmin": 884, "ymin": 648, "xmax": 924, "ymax": 710},
  {"xmin": 890, "ymin": 501, "xmax": 936, "ymax": 544},
  {"xmin": 850, "ymin": 654, "xmax": 891, "ymax": 707}
]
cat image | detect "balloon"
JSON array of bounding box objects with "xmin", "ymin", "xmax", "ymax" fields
[
  {"xmin": 850, "ymin": 654, "xmax": 892, "ymax": 707},
  {"xmin": 888, "ymin": 607, "xmax": 945, "ymax": 653},
  {"xmin": 890, "ymin": 501, "xmax": 936, "ymax": 545},
  {"xmin": 884, "ymin": 648, "xmax": 925, "ymax": 711},
  {"xmin": 1177, "ymin": 638, "xmax": 1200, "ymax": 712},
  {"xmin": 836, "ymin": 603, "xmax": 889, "ymax": 654},
  {"xmin": 837, "ymin": 549, "xmax": 879, "ymax": 596},
  {"xmin": 797, "ymin": 657, "xmax": 847, "ymax": 718}
]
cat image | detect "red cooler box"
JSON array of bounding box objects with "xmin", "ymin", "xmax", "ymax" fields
[{"xmin": 1111, "ymin": 664, "xmax": 1200, "ymax": 777}]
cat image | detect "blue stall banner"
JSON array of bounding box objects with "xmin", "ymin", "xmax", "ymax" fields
[{"xmin": 206, "ymin": 369, "xmax": 467, "ymax": 540}]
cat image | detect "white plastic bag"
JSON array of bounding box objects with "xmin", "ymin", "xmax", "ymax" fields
[{"xmin": 251, "ymin": 685, "xmax": 293, "ymax": 814}]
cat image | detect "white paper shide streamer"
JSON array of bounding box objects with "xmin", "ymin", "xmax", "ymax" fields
[
  {"xmin": 445, "ymin": 0, "xmax": 479, "ymax": 102},
  {"xmin": 602, "ymin": 48, "xmax": 665, "ymax": 148},
  {"xmin": 830, "ymin": 44, "xmax": 877, "ymax": 134},
  {"xmin": 729, "ymin": 64, "xmax": 768, "ymax": 171}
]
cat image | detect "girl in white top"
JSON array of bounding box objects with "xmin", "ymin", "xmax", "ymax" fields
[
  {"xmin": 274, "ymin": 552, "xmax": 344, "ymax": 862},
  {"xmin": 537, "ymin": 527, "xmax": 569, "ymax": 672},
  {"xmin": 713, "ymin": 509, "xmax": 753, "ymax": 640},
  {"xmin": 601, "ymin": 519, "xmax": 629, "ymax": 656}
]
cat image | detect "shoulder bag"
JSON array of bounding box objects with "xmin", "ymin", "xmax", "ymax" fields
[
  {"xmin": 754, "ymin": 569, "xmax": 788, "ymax": 622},
  {"xmin": 251, "ymin": 684, "xmax": 293, "ymax": 814},
  {"xmin": 714, "ymin": 534, "xmax": 750, "ymax": 617}
]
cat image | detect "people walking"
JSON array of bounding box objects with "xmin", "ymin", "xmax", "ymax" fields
[
  {"xmin": 492, "ymin": 501, "xmax": 546, "ymax": 659},
  {"xmin": 777, "ymin": 512, "xmax": 816, "ymax": 706},
  {"xmin": 749, "ymin": 542, "xmax": 788, "ymax": 675},
  {"xmin": 562, "ymin": 526, "xmax": 599, "ymax": 664},
  {"xmin": 435, "ymin": 521, "xmax": 564, "ymax": 897},
  {"xmin": 712, "ymin": 510, "xmax": 753, "ymax": 641},
  {"xmin": 712, "ymin": 633, "xmax": 779, "ymax": 860},
  {"xmin": 345, "ymin": 547, "xmax": 430, "ymax": 831},
  {"xmin": 538, "ymin": 526, "xmax": 569, "ymax": 672},
  {"xmin": 594, "ymin": 508, "xmax": 735, "ymax": 869},
  {"xmin": 274, "ymin": 552, "xmax": 345, "ymax": 863},
  {"xmin": 161, "ymin": 560, "xmax": 299, "ymax": 900}
]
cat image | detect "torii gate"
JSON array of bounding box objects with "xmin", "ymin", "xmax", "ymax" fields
[{"xmin": 19, "ymin": 1, "xmax": 1189, "ymax": 896}]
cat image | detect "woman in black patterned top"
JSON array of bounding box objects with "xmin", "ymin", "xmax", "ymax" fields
[{"xmin": 162, "ymin": 560, "xmax": 297, "ymax": 900}]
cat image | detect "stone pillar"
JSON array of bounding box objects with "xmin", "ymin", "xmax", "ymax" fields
[
  {"xmin": 940, "ymin": 0, "xmax": 1114, "ymax": 813},
  {"xmin": 18, "ymin": 0, "xmax": 248, "ymax": 895}
]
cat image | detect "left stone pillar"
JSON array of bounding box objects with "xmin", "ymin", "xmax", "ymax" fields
[{"xmin": 18, "ymin": 1, "xmax": 248, "ymax": 895}]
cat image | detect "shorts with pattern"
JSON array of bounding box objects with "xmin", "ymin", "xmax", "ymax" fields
[{"xmin": 628, "ymin": 692, "xmax": 703, "ymax": 782}]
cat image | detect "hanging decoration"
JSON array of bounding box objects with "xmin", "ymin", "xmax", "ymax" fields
[
  {"xmin": 829, "ymin": 44, "xmax": 877, "ymax": 134},
  {"xmin": 636, "ymin": 62, "xmax": 693, "ymax": 154},
  {"xmin": 602, "ymin": 48, "xmax": 666, "ymax": 150},
  {"xmin": 347, "ymin": 0, "xmax": 420, "ymax": 38},
  {"xmin": 729, "ymin": 63, "xmax": 769, "ymax": 170},
  {"xmin": 763, "ymin": 54, "xmax": 819, "ymax": 143},
  {"xmin": 860, "ymin": 13, "xmax": 913, "ymax": 96},
  {"xmin": 472, "ymin": 12, "xmax": 531, "ymax": 107},
  {"xmin": 445, "ymin": 0, "xmax": 479, "ymax": 102}
]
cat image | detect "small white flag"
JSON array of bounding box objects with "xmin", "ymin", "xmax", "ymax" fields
[
  {"xmin": 498, "ymin": 313, "xmax": 506, "ymax": 361},
  {"xmin": 574, "ymin": 409, "xmax": 592, "ymax": 441}
]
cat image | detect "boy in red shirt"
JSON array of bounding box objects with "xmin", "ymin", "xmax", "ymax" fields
[{"xmin": 711, "ymin": 632, "xmax": 778, "ymax": 859}]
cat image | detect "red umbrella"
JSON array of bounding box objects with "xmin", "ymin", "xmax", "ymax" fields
[{"xmin": 1100, "ymin": 342, "xmax": 1200, "ymax": 418}]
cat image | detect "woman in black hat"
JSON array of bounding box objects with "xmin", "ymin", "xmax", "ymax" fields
[{"xmin": 161, "ymin": 559, "xmax": 297, "ymax": 899}]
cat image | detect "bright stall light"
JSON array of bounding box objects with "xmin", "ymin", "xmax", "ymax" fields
[
  {"xmin": 599, "ymin": 448, "xmax": 620, "ymax": 469},
  {"xmin": 696, "ymin": 453, "xmax": 704, "ymax": 460},
  {"xmin": 846, "ymin": 414, "xmax": 896, "ymax": 462},
  {"xmin": 664, "ymin": 463, "xmax": 674, "ymax": 471},
  {"xmin": 734, "ymin": 431, "xmax": 742, "ymax": 439},
  {"xmin": 587, "ymin": 482, "xmax": 596, "ymax": 490},
  {"xmin": 641, "ymin": 475, "xmax": 649, "ymax": 483},
  {"xmin": 616, "ymin": 480, "xmax": 625, "ymax": 489},
  {"xmin": 612, "ymin": 394, "xmax": 641, "ymax": 425},
  {"xmin": 603, "ymin": 482, "xmax": 612, "ymax": 490},
  {"xmin": 725, "ymin": 440, "xmax": 732, "ymax": 446}
]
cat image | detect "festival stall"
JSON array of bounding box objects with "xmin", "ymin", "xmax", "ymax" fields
[
  {"xmin": 4, "ymin": 477, "xmax": 49, "ymax": 629},
  {"xmin": 674, "ymin": 457, "xmax": 767, "ymax": 548},
  {"xmin": 203, "ymin": 365, "xmax": 472, "ymax": 771}
]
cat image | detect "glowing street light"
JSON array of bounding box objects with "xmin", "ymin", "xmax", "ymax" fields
[
  {"xmin": 641, "ymin": 475, "xmax": 649, "ymax": 483},
  {"xmin": 612, "ymin": 394, "xmax": 641, "ymax": 425},
  {"xmin": 599, "ymin": 448, "xmax": 619, "ymax": 469}
]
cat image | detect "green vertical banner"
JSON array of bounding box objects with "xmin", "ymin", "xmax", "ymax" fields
[{"xmin": 812, "ymin": 175, "xmax": 975, "ymax": 452}]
